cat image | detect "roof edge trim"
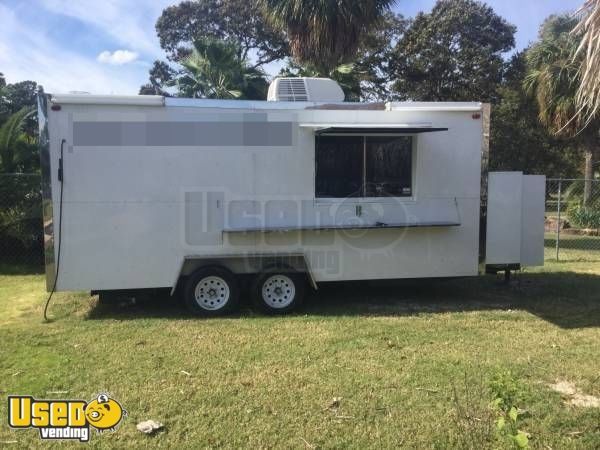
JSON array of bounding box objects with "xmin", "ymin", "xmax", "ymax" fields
[
  {"xmin": 50, "ymin": 94, "xmax": 164, "ymax": 106},
  {"xmin": 385, "ymin": 102, "xmax": 482, "ymax": 112}
]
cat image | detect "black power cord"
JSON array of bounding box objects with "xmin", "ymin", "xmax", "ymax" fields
[{"xmin": 43, "ymin": 138, "xmax": 66, "ymax": 322}]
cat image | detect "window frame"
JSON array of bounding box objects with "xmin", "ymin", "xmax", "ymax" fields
[{"xmin": 314, "ymin": 133, "xmax": 418, "ymax": 204}]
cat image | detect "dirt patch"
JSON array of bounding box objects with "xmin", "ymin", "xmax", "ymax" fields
[
  {"xmin": 561, "ymin": 228, "xmax": 600, "ymax": 236},
  {"xmin": 549, "ymin": 380, "xmax": 600, "ymax": 408},
  {"xmin": 545, "ymin": 217, "xmax": 569, "ymax": 232},
  {"xmin": 544, "ymin": 217, "xmax": 600, "ymax": 236}
]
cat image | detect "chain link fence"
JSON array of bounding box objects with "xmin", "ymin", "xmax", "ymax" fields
[
  {"xmin": 0, "ymin": 173, "xmax": 44, "ymax": 270},
  {"xmin": 545, "ymin": 178, "xmax": 600, "ymax": 262}
]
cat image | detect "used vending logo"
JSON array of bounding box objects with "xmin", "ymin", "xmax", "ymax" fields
[{"xmin": 8, "ymin": 393, "xmax": 126, "ymax": 442}]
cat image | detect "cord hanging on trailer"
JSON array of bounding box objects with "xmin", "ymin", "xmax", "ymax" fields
[{"xmin": 43, "ymin": 138, "xmax": 66, "ymax": 322}]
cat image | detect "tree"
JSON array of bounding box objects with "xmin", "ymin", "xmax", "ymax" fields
[
  {"xmin": 139, "ymin": 61, "xmax": 177, "ymax": 96},
  {"xmin": 258, "ymin": 0, "xmax": 396, "ymax": 74},
  {"xmin": 525, "ymin": 15, "xmax": 599, "ymax": 203},
  {"xmin": 156, "ymin": 0, "xmax": 288, "ymax": 66},
  {"xmin": 490, "ymin": 53, "xmax": 582, "ymax": 177},
  {"xmin": 0, "ymin": 77, "xmax": 38, "ymax": 172},
  {"xmin": 0, "ymin": 78, "xmax": 41, "ymax": 265},
  {"xmin": 3, "ymin": 81, "xmax": 37, "ymax": 113},
  {"xmin": 572, "ymin": 0, "xmax": 600, "ymax": 125},
  {"xmin": 0, "ymin": 79, "xmax": 38, "ymax": 140},
  {"xmin": 142, "ymin": 0, "xmax": 288, "ymax": 96},
  {"xmin": 390, "ymin": 0, "xmax": 515, "ymax": 101},
  {"xmin": 0, "ymin": 107, "xmax": 35, "ymax": 173},
  {"xmin": 352, "ymin": 12, "xmax": 407, "ymax": 101},
  {"xmin": 277, "ymin": 11, "xmax": 406, "ymax": 101},
  {"xmin": 173, "ymin": 38, "xmax": 268, "ymax": 100}
]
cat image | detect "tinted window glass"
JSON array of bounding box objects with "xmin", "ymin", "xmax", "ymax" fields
[
  {"xmin": 315, "ymin": 135, "xmax": 363, "ymax": 198},
  {"xmin": 365, "ymin": 136, "xmax": 412, "ymax": 197}
]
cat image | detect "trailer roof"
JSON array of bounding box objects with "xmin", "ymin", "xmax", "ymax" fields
[{"xmin": 49, "ymin": 94, "xmax": 482, "ymax": 112}]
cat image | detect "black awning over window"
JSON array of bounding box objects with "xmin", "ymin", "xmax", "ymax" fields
[{"xmin": 315, "ymin": 127, "xmax": 448, "ymax": 135}]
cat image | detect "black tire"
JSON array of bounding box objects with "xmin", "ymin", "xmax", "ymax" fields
[
  {"xmin": 183, "ymin": 266, "xmax": 239, "ymax": 316},
  {"xmin": 251, "ymin": 267, "xmax": 305, "ymax": 314}
]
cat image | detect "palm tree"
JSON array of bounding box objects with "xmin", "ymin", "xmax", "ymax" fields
[
  {"xmin": 258, "ymin": 0, "xmax": 396, "ymax": 74},
  {"xmin": 174, "ymin": 38, "xmax": 268, "ymax": 100},
  {"xmin": 0, "ymin": 107, "xmax": 34, "ymax": 173},
  {"xmin": 572, "ymin": 1, "xmax": 600, "ymax": 124},
  {"xmin": 525, "ymin": 15, "xmax": 599, "ymax": 203}
]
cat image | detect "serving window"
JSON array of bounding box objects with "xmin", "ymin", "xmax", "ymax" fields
[{"xmin": 315, "ymin": 135, "xmax": 413, "ymax": 198}]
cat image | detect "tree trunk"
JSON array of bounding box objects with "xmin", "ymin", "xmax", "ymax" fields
[
  {"xmin": 583, "ymin": 134, "xmax": 597, "ymax": 206},
  {"xmin": 584, "ymin": 149, "xmax": 593, "ymax": 205}
]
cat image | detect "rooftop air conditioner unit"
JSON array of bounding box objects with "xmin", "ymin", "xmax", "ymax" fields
[{"xmin": 267, "ymin": 77, "xmax": 344, "ymax": 102}]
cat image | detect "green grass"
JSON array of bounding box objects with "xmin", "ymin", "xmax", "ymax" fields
[
  {"xmin": 1, "ymin": 259, "xmax": 599, "ymax": 448},
  {"xmin": 544, "ymin": 232, "xmax": 600, "ymax": 263}
]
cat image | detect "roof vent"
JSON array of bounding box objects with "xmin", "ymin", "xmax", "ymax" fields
[{"xmin": 267, "ymin": 77, "xmax": 344, "ymax": 102}]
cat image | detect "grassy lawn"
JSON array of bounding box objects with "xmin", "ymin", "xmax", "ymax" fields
[
  {"xmin": 1, "ymin": 257, "xmax": 599, "ymax": 448},
  {"xmin": 544, "ymin": 233, "xmax": 600, "ymax": 263}
]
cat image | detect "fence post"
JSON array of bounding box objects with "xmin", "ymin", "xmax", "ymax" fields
[{"xmin": 556, "ymin": 179, "xmax": 562, "ymax": 261}]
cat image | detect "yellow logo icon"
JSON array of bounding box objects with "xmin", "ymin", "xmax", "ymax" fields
[
  {"xmin": 84, "ymin": 394, "xmax": 125, "ymax": 431},
  {"xmin": 8, "ymin": 393, "xmax": 126, "ymax": 442}
]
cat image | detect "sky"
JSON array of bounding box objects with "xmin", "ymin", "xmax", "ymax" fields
[{"xmin": 0, "ymin": 0, "xmax": 585, "ymax": 95}]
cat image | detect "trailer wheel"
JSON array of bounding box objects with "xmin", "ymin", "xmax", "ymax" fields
[
  {"xmin": 252, "ymin": 268, "xmax": 305, "ymax": 314},
  {"xmin": 183, "ymin": 266, "xmax": 239, "ymax": 316}
]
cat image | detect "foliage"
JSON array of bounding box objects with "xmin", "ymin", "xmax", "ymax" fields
[
  {"xmin": 155, "ymin": 0, "xmax": 288, "ymax": 66},
  {"xmin": 0, "ymin": 77, "xmax": 41, "ymax": 264},
  {"xmin": 0, "ymin": 79, "xmax": 37, "ymax": 138},
  {"xmin": 0, "ymin": 175, "xmax": 42, "ymax": 264},
  {"xmin": 149, "ymin": 2, "xmax": 404, "ymax": 101},
  {"xmin": 139, "ymin": 61, "xmax": 177, "ymax": 96},
  {"xmin": 0, "ymin": 78, "xmax": 38, "ymax": 162},
  {"xmin": 524, "ymin": 16, "xmax": 589, "ymax": 137},
  {"xmin": 563, "ymin": 179, "xmax": 600, "ymax": 203},
  {"xmin": 568, "ymin": 203, "xmax": 600, "ymax": 229},
  {"xmin": 0, "ymin": 108, "xmax": 36, "ymax": 173},
  {"xmin": 2, "ymin": 80, "xmax": 37, "ymax": 114},
  {"xmin": 525, "ymin": 15, "xmax": 599, "ymax": 201},
  {"xmin": 494, "ymin": 406, "xmax": 530, "ymax": 449},
  {"xmin": 572, "ymin": 0, "xmax": 600, "ymax": 127},
  {"xmin": 490, "ymin": 53, "xmax": 582, "ymax": 177},
  {"xmin": 489, "ymin": 370, "xmax": 524, "ymax": 413},
  {"xmin": 390, "ymin": 0, "xmax": 515, "ymax": 101},
  {"xmin": 281, "ymin": 11, "xmax": 406, "ymax": 102},
  {"xmin": 144, "ymin": 0, "xmax": 288, "ymax": 96},
  {"xmin": 352, "ymin": 12, "xmax": 407, "ymax": 101},
  {"xmin": 172, "ymin": 38, "xmax": 268, "ymax": 100},
  {"xmin": 489, "ymin": 371, "xmax": 531, "ymax": 449},
  {"xmin": 258, "ymin": 0, "xmax": 396, "ymax": 74}
]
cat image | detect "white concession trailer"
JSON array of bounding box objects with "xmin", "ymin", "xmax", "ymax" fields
[{"xmin": 37, "ymin": 78, "xmax": 545, "ymax": 315}]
